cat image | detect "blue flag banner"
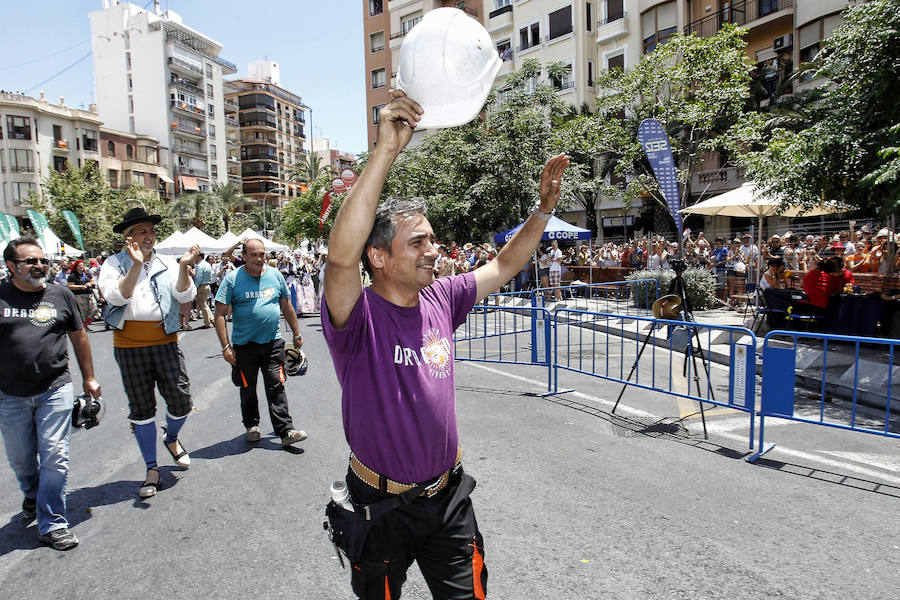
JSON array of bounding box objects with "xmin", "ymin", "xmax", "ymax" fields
[{"xmin": 637, "ymin": 118, "xmax": 682, "ymax": 235}]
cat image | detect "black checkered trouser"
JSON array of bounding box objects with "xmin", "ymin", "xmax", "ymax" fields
[{"xmin": 113, "ymin": 342, "xmax": 192, "ymax": 422}]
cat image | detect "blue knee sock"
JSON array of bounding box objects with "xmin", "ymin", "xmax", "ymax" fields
[
  {"xmin": 133, "ymin": 422, "xmax": 157, "ymax": 470},
  {"xmin": 164, "ymin": 413, "xmax": 187, "ymax": 445}
]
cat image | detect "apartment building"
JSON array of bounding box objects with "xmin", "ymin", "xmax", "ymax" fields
[
  {"xmin": 99, "ymin": 127, "xmax": 172, "ymax": 200},
  {"xmin": 312, "ymin": 138, "xmax": 357, "ymax": 173},
  {"xmin": 480, "ymin": 0, "xmax": 848, "ymax": 236},
  {"xmin": 363, "ymin": 0, "xmax": 484, "ymax": 151},
  {"xmin": 225, "ymin": 61, "xmax": 308, "ymax": 211},
  {"xmin": 0, "ymin": 92, "xmax": 103, "ymax": 217},
  {"xmin": 89, "ymin": 1, "xmax": 236, "ymax": 196}
]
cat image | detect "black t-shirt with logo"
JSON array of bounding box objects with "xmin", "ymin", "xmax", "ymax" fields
[{"xmin": 0, "ymin": 281, "xmax": 82, "ymax": 396}]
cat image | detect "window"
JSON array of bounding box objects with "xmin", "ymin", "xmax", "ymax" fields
[
  {"xmin": 369, "ymin": 0, "xmax": 383, "ymax": 17},
  {"xmin": 606, "ymin": 0, "xmax": 624, "ymax": 23},
  {"xmin": 126, "ymin": 145, "xmax": 134, "ymax": 160},
  {"xmin": 550, "ymin": 62, "xmax": 574, "ymax": 90},
  {"xmin": 586, "ymin": 3, "xmax": 592, "ymax": 31},
  {"xmin": 13, "ymin": 182, "xmax": 36, "ymax": 206},
  {"xmin": 370, "ymin": 31, "xmax": 385, "ymax": 53},
  {"xmin": 209, "ymin": 145, "xmax": 217, "ymax": 159},
  {"xmin": 587, "ymin": 59, "xmax": 594, "ymax": 87},
  {"xmin": 108, "ymin": 169, "xmax": 118, "ymax": 188},
  {"xmin": 209, "ymin": 124, "xmax": 216, "ymax": 138},
  {"xmin": 6, "ymin": 116, "xmax": 31, "ymax": 140},
  {"xmin": 401, "ymin": 13, "xmax": 422, "ymax": 35},
  {"xmin": 128, "ymin": 76, "xmax": 132, "ymax": 90},
  {"xmin": 52, "ymin": 125, "xmax": 63, "ymax": 142},
  {"xmin": 54, "ymin": 156, "xmax": 68, "ymax": 173},
  {"xmin": 495, "ymin": 0, "xmax": 512, "ymax": 8},
  {"xmin": 642, "ymin": 1, "xmax": 676, "ymax": 54},
  {"xmin": 372, "ymin": 104, "xmax": 385, "ymax": 125},
  {"xmin": 107, "ymin": 140, "xmax": 116, "ymax": 155},
  {"xmin": 10, "ymin": 149, "xmax": 34, "ymax": 172},
  {"xmin": 126, "ymin": 53, "xmax": 131, "ymax": 70},
  {"xmin": 206, "ymin": 63, "xmax": 213, "ymax": 78},
  {"xmin": 798, "ymin": 15, "xmax": 842, "ymax": 76},
  {"xmin": 497, "ymin": 39, "xmax": 512, "ymax": 61},
  {"xmin": 206, "ymin": 83, "xmax": 214, "ymax": 98},
  {"xmin": 371, "ymin": 68, "xmax": 386, "ymax": 89},
  {"xmin": 548, "ymin": 6, "xmax": 573, "ymax": 41},
  {"xmin": 211, "ymin": 165, "xmax": 218, "ymax": 178},
  {"xmin": 519, "ymin": 22, "xmax": 540, "ymax": 51},
  {"xmin": 208, "ymin": 104, "xmax": 215, "ymax": 118},
  {"xmin": 607, "ymin": 51, "xmax": 624, "ymax": 72},
  {"xmin": 82, "ymin": 130, "xmax": 98, "ymax": 152}
]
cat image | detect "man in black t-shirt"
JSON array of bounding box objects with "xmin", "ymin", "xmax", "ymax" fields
[{"xmin": 0, "ymin": 236, "xmax": 101, "ymax": 551}]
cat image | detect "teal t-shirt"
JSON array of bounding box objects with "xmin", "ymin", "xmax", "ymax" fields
[{"xmin": 215, "ymin": 265, "xmax": 288, "ymax": 345}]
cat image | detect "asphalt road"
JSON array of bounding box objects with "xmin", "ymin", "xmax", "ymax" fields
[{"xmin": 1, "ymin": 315, "xmax": 898, "ymax": 599}]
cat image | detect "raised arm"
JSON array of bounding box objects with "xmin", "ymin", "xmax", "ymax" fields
[
  {"xmin": 473, "ymin": 154, "xmax": 569, "ymax": 302},
  {"xmin": 324, "ymin": 91, "xmax": 423, "ymax": 329}
]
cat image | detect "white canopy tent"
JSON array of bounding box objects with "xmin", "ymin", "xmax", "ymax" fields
[
  {"xmin": 216, "ymin": 230, "xmax": 240, "ymax": 249},
  {"xmin": 154, "ymin": 230, "xmax": 187, "ymax": 255},
  {"xmin": 236, "ymin": 228, "xmax": 289, "ymax": 253},
  {"xmin": 39, "ymin": 228, "xmax": 84, "ymax": 258}
]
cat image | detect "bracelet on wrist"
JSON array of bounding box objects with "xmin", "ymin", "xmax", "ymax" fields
[
  {"xmin": 531, "ymin": 205, "xmax": 553, "ymax": 222},
  {"xmin": 222, "ymin": 343, "xmax": 231, "ymax": 352}
]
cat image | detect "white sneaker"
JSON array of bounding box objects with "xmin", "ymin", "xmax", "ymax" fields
[{"xmin": 245, "ymin": 426, "xmax": 261, "ymax": 442}]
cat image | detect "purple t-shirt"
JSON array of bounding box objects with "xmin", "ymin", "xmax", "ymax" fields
[{"xmin": 321, "ymin": 272, "xmax": 477, "ymax": 484}]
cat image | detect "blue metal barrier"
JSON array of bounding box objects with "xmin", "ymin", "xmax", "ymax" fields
[
  {"xmin": 547, "ymin": 309, "xmax": 758, "ymax": 447},
  {"xmin": 455, "ymin": 305, "xmax": 553, "ymax": 391},
  {"xmin": 747, "ymin": 330, "xmax": 900, "ymax": 462}
]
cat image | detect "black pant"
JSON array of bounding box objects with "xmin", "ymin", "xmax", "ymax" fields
[
  {"xmin": 233, "ymin": 339, "xmax": 294, "ymax": 436},
  {"xmin": 346, "ymin": 466, "xmax": 487, "ymax": 600}
]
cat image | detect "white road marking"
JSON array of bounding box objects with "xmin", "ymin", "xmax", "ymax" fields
[{"xmin": 462, "ymin": 362, "xmax": 900, "ymax": 486}]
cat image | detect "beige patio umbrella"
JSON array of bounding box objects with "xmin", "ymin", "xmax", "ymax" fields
[{"xmin": 679, "ymin": 182, "xmax": 847, "ymax": 277}]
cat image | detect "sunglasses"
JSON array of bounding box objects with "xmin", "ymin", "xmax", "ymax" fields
[{"xmin": 14, "ymin": 257, "xmax": 50, "ymax": 266}]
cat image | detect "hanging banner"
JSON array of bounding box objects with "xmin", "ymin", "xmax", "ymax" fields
[
  {"xmin": 0, "ymin": 213, "xmax": 10, "ymax": 246},
  {"xmin": 637, "ymin": 118, "xmax": 682, "ymax": 235},
  {"xmin": 5, "ymin": 213, "xmax": 20, "ymax": 238},
  {"xmin": 61, "ymin": 210, "xmax": 85, "ymax": 251},
  {"xmin": 25, "ymin": 209, "xmax": 50, "ymax": 250},
  {"xmin": 318, "ymin": 191, "xmax": 333, "ymax": 232}
]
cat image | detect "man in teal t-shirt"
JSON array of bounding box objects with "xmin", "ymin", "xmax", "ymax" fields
[{"xmin": 213, "ymin": 239, "xmax": 307, "ymax": 446}]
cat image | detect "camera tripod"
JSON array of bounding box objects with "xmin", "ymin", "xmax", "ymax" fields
[{"xmin": 612, "ymin": 273, "xmax": 714, "ymax": 439}]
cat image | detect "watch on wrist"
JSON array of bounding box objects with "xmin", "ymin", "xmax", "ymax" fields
[{"xmin": 531, "ymin": 205, "xmax": 553, "ymax": 222}]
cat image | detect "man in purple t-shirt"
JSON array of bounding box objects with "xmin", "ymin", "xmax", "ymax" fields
[{"xmin": 322, "ymin": 89, "xmax": 569, "ymax": 600}]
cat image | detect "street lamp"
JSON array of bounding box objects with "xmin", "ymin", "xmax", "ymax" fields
[{"xmin": 261, "ymin": 186, "xmax": 285, "ymax": 238}]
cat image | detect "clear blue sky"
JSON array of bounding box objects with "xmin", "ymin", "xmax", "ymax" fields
[{"xmin": 0, "ymin": 0, "xmax": 367, "ymax": 155}]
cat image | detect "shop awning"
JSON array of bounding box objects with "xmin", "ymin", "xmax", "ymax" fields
[
  {"xmin": 180, "ymin": 175, "xmax": 199, "ymax": 191},
  {"xmin": 159, "ymin": 174, "xmax": 174, "ymax": 184}
]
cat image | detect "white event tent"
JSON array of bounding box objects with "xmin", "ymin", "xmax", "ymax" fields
[
  {"xmin": 40, "ymin": 228, "xmax": 84, "ymax": 258},
  {"xmin": 236, "ymin": 228, "xmax": 289, "ymax": 253}
]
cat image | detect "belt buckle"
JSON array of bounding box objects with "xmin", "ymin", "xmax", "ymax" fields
[{"xmin": 423, "ymin": 472, "xmax": 446, "ymax": 497}]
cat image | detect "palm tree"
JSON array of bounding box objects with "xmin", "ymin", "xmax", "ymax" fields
[
  {"xmin": 289, "ymin": 151, "xmax": 332, "ymax": 186},
  {"xmin": 212, "ymin": 181, "xmax": 246, "ymax": 232},
  {"xmin": 169, "ymin": 192, "xmax": 222, "ymax": 231}
]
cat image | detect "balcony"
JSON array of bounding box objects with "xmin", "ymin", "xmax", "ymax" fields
[
  {"xmin": 52, "ymin": 139, "xmax": 69, "ymax": 153},
  {"xmin": 596, "ymin": 13, "xmax": 629, "ymax": 44},
  {"xmin": 170, "ymin": 100, "xmax": 206, "ymax": 118},
  {"xmin": 173, "ymin": 145, "xmax": 207, "ymax": 159},
  {"xmin": 171, "ymin": 122, "xmax": 206, "ymax": 138},
  {"xmin": 517, "ymin": 39, "xmax": 541, "ymax": 53},
  {"xmin": 685, "ymin": 0, "xmax": 793, "ymax": 38},
  {"xmin": 225, "ymin": 116, "xmax": 239, "ymax": 127},
  {"xmin": 170, "ymin": 77, "xmax": 204, "ymax": 97},
  {"xmin": 168, "ymin": 55, "xmax": 203, "ymax": 75},
  {"xmin": 224, "ymin": 98, "xmax": 238, "ymax": 111},
  {"xmin": 228, "ymin": 173, "xmax": 242, "ymax": 185},
  {"xmin": 175, "ymin": 165, "xmax": 209, "ymax": 178},
  {"xmin": 10, "ymin": 166, "xmax": 36, "ymax": 173}
]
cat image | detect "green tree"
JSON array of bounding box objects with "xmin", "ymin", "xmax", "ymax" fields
[
  {"xmin": 565, "ymin": 25, "xmax": 753, "ymax": 236},
  {"xmin": 29, "ymin": 161, "xmax": 173, "ymax": 253},
  {"xmin": 168, "ymin": 191, "xmax": 224, "ymax": 235},
  {"xmin": 282, "ymin": 171, "xmax": 342, "ymax": 243},
  {"xmin": 738, "ymin": 0, "xmax": 900, "ymax": 217},
  {"xmin": 211, "ymin": 181, "xmax": 246, "ymax": 233}
]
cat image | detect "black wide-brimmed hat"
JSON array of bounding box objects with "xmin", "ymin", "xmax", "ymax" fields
[{"xmin": 113, "ymin": 207, "xmax": 163, "ymax": 234}]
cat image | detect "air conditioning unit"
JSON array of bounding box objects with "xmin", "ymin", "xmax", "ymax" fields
[{"xmin": 773, "ymin": 34, "xmax": 793, "ymax": 50}]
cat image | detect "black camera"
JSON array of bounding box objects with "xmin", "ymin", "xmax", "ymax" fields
[
  {"xmin": 670, "ymin": 258, "xmax": 687, "ymax": 274},
  {"xmin": 72, "ymin": 394, "xmax": 104, "ymax": 430}
]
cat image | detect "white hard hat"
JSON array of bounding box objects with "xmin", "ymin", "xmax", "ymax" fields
[{"xmin": 396, "ymin": 7, "xmax": 502, "ymax": 129}]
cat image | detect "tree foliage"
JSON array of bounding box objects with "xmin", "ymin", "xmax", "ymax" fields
[
  {"xmin": 30, "ymin": 161, "xmax": 173, "ymax": 253},
  {"xmin": 737, "ymin": 0, "xmax": 900, "ymax": 217},
  {"xmin": 282, "ymin": 170, "xmax": 345, "ymax": 244},
  {"xmin": 564, "ymin": 25, "xmax": 753, "ymax": 236}
]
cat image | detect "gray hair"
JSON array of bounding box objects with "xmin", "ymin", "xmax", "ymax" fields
[{"xmin": 361, "ymin": 197, "xmax": 427, "ymax": 276}]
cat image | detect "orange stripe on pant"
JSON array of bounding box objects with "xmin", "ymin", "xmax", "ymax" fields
[
  {"xmin": 240, "ymin": 370, "xmax": 248, "ymax": 388},
  {"xmin": 384, "ymin": 575, "xmax": 391, "ymax": 600},
  {"xmin": 472, "ymin": 543, "xmax": 485, "ymax": 599}
]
